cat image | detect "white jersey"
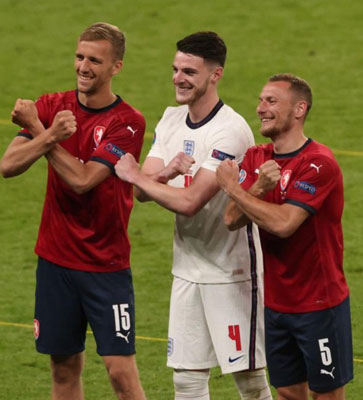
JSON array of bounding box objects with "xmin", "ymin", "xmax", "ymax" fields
[{"xmin": 148, "ymin": 101, "xmax": 263, "ymax": 283}]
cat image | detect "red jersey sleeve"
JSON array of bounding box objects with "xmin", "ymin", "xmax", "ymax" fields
[
  {"xmin": 239, "ymin": 147, "xmax": 259, "ymax": 190},
  {"xmin": 90, "ymin": 116, "xmax": 145, "ymax": 171},
  {"xmin": 285, "ymin": 155, "xmax": 341, "ymax": 214}
]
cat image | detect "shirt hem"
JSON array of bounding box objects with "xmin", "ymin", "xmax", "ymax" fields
[{"xmin": 36, "ymin": 251, "xmax": 130, "ymax": 273}]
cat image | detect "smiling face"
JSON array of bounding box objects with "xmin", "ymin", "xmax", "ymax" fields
[
  {"xmin": 74, "ymin": 40, "xmax": 122, "ymax": 96},
  {"xmin": 256, "ymin": 81, "xmax": 298, "ymax": 138},
  {"xmin": 172, "ymin": 51, "xmax": 219, "ymax": 106}
]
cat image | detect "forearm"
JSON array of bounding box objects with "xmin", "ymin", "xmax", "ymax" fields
[
  {"xmin": 0, "ymin": 130, "xmax": 57, "ymax": 178},
  {"xmin": 133, "ymin": 173, "xmax": 198, "ymax": 216},
  {"xmin": 134, "ymin": 168, "xmax": 174, "ymax": 202},
  {"xmin": 46, "ymin": 146, "xmax": 101, "ymax": 194},
  {"xmin": 225, "ymin": 182, "xmax": 292, "ymax": 237},
  {"xmin": 224, "ymin": 181, "xmax": 270, "ymax": 230}
]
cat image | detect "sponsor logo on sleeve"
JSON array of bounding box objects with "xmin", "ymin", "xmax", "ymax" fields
[
  {"xmin": 238, "ymin": 169, "xmax": 247, "ymax": 184},
  {"xmin": 184, "ymin": 140, "xmax": 195, "ymax": 156},
  {"xmin": 211, "ymin": 149, "xmax": 235, "ymax": 161},
  {"xmin": 294, "ymin": 180, "xmax": 316, "ymax": 195},
  {"xmin": 152, "ymin": 132, "xmax": 156, "ymax": 144},
  {"xmin": 167, "ymin": 337, "xmax": 174, "ymax": 356},
  {"xmin": 105, "ymin": 143, "xmax": 125, "ymax": 158}
]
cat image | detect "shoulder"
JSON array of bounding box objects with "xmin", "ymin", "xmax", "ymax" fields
[
  {"xmin": 300, "ymin": 140, "xmax": 341, "ymax": 174},
  {"xmin": 161, "ymin": 105, "xmax": 188, "ymax": 122},
  {"xmin": 112, "ymin": 99, "xmax": 146, "ymax": 128},
  {"xmin": 36, "ymin": 90, "xmax": 76, "ymax": 106}
]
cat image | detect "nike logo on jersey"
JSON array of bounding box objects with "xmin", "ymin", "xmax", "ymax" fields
[
  {"xmin": 116, "ymin": 331, "xmax": 130, "ymax": 343},
  {"xmin": 127, "ymin": 125, "xmax": 138, "ymax": 136},
  {"xmin": 320, "ymin": 367, "xmax": 335, "ymax": 379},
  {"xmin": 310, "ymin": 163, "xmax": 323, "ymax": 173},
  {"xmin": 228, "ymin": 355, "xmax": 244, "ymax": 363}
]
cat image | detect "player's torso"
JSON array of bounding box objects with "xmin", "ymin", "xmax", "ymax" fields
[{"xmin": 156, "ymin": 104, "xmax": 263, "ymax": 283}]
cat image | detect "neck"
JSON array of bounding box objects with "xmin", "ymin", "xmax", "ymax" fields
[
  {"xmin": 78, "ymin": 89, "xmax": 117, "ymax": 109},
  {"xmin": 188, "ymin": 92, "xmax": 220, "ymax": 123},
  {"xmin": 272, "ymin": 128, "xmax": 308, "ymax": 154}
]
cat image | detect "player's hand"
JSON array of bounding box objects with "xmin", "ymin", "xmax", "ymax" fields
[
  {"xmin": 11, "ymin": 99, "xmax": 40, "ymax": 130},
  {"xmin": 255, "ymin": 160, "xmax": 281, "ymax": 193},
  {"xmin": 48, "ymin": 111, "xmax": 77, "ymax": 142},
  {"xmin": 216, "ymin": 159, "xmax": 240, "ymax": 193},
  {"xmin": 115, "ymin": 153, "xmax": 140, "ymax": 184},
  {"xmin": 163, "ymin": 152, "xmax": 195, "ymax": 181}
]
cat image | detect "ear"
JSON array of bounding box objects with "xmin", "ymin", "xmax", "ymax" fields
[
  {"xmin": 211, "ymin": 66, "xmax": 224, "ymax": 84},
  {"xmin": 295, "ymin": 100, "xmax": 308, "ymax": 120},
  {"xmin": 112, "ymin": 60, "xmax": 123, "ymax": 76}
]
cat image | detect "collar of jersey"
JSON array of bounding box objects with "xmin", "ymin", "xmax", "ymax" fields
[
  {"xmin": 273, "ymin": 138, "xmax": 313, "ymax": 158},
  {"xmin": 186, "ymin": 99, "xmax": 224, "ymax": 129},
  {"xmin": 76, "ymin": 91, "xmax": 122, "ymax": 113}
]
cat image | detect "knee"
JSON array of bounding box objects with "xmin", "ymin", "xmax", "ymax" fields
[
  {"xmin": 104, "ymin": 356, "xmax": 142, "ymax": 399},
  {"xmin": 50, "ymin": 353, "xmax": 84, "ymax": 385},
  {"xmin": 173, "ymin": 369, "xmax": 210, "ymax": 399},
  {"xmin": 232, "ymin": 368, "xmax": 272, "ymax": 399}
]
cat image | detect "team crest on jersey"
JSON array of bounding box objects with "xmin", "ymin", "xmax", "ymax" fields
[
  {"xmin": 239, "ymin": 169, "xmax": 247, "ymax": 184},
  {"xmin": 105, "ymin": 142, "xmax": 126, "ymax": 158},
  {"xmin": 211, "ymin": 149, "xmax": 235, "ymax": 161},
  {"xmin": 280, "ymin": 170, "xmax": 292, "ymax": 191},
  {"xmin": 34, "ymin": 319, "xmax": 40, "ymax": 340},
  {"xmin": 167, "ymin": 337, "xmax": 174, "ymax": 356},
  {"xmin": 94, "ymin": 126, "xmax": 106, "ymax": 147},
  {"xmin": 184, "ymin": 140, "xmax": 195, "ymax": 156}
]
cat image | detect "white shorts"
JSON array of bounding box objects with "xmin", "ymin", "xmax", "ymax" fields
[{"xmin": 167, "ymin": 276, "xmax": 266, "ymax": 374}]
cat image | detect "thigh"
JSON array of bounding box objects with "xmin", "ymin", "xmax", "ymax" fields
[
  {"xmin": 78, "ymin": 268, "xmax": 136, "ymax": 356},
  {"xmin": 294, "ymin": 297, "xmax": 353, "ymax": 393},
  {"xmin": 265, "ymin": 307, "xmax": 307, "ymax": 388},
  {"xmin": 35, "ymin": 258, "xmax": 87, "ymax": 355},
  {"xmin": 201, "ymin": 279, "xmax": 266, "ymax": 374},
  {"xmin": 167, "ymin": 277, "xmax": 218, "ymax": 370}
]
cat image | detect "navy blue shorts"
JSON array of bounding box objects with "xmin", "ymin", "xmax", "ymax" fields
[
  {"xmin": 34, "ymin": 257, "xmax": 135, "ymax": 356},
  {"xmin": 265, "ymin": 297, "xmax": 353, "ymax": 393}
]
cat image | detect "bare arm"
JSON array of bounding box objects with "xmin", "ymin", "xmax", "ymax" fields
[
  {"xmin": 219, "ymin": 159, "xmax": 283, "ymax": 230},
  {"xmin": 4, "ymin": 98, "xmax": 111, "ymax": 193},
  {"xmin": 115, "ymin": 153, "xmax": 218, "ymax": 216},
  {"xmin": 134, "ymin": 153, "xmax": 195, "ymax": 202},
  {"xmin": 217, "ymin": 159, "xmax": 309, "ymax": 237},
  {"xmin": 0, "ymin": 99, "xmax": 73, "ymax": 178}
]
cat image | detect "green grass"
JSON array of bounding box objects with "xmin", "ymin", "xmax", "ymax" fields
[{"xmin": 0, "ymin": 0, "xmax": 362, "ymax": 398}]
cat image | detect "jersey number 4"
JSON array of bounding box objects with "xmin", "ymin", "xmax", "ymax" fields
[{"xmin": 229, "ymin": 325, "xmax": 242, "ymax": 351}]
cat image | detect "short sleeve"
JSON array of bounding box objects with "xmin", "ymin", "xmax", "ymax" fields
[
  {"xmin": 239, "ymin": 147, "xmax": 257, "ymax": 190},
  {"xmin": 202, "ymin": 121, "xmax": 255, "ymax": 172},
  {"xmin": 90, "ymin": 116, "xmax": 145, "ymax": 171},
  {"xmin": 285, "ymin": 155, "xmax": 341, "ymax": 214}
]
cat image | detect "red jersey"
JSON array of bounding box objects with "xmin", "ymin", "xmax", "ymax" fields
[
  {"xmin": 19, "ymin": 90, "xmax": 145, "ymax": 272},
  {"xmin": 240, "ymin": 139, "xmax": 349, "ymax": 313}
]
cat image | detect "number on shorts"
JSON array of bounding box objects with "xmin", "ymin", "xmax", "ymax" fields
[
  {"xmin": 112, "ymin": 304, "xmax": 131, "ymax": 332},
  {"xmin": 318, "ymin": 338, "xmax": 332, "ymax": 366},
  {"xmin": 228, "ymin": 325, "xmax": 242, "ymax": 351}
]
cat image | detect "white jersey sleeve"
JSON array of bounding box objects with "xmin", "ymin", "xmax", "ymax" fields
[{"xmin": 201, "ymin": 111, "xmax": 255, "ymax": 172}]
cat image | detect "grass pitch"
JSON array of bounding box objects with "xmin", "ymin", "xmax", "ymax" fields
[{"xmin": 0, "ymin": 0, "xmax": 362, "ymax": 398}]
